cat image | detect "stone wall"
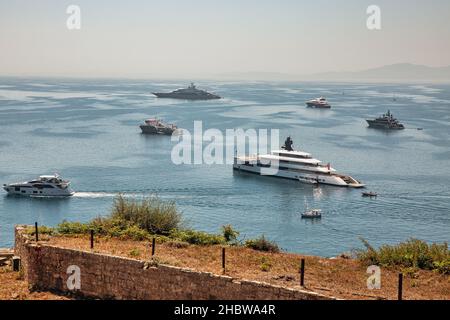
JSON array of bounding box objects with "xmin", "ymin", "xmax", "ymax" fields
[{"xmin": 14, "ymin": 226, "xmax": 334, "ymax": 300}]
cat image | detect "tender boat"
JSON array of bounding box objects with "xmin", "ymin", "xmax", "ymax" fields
[
  {"xmin": 301, "ymin": 209, "xmax": 322, "ymax": 219},
  {"xmin": 233, "ymin": 137, "xmax": 365, "ymax": 188},
  {"xmin": 306, "ymin": 97, "xmax": 331, "ymax": 108},
  {"xmin": 140, "ymin": 118, "xmax": 178, "ymax": 135},
  {"xmin": 3, "ymin": 174, "xmax": 75, "ymax": 197},
  {"xmin": 362, "ymin": 191, "xmax": 378, "ymax": 197}
]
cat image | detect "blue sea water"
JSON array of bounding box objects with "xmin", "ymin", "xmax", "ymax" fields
[{"xmin": 0, "ymin": 78, "xmax": 449, "ymax": 257}]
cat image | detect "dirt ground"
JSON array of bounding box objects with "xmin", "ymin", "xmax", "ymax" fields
[
  {"xmin": 0, "ymin": 266, "xmax": 69, "ymax": 300},
  {"xmin": 37, "ymin": 235, "xmax": 449, "ymax": 300}
]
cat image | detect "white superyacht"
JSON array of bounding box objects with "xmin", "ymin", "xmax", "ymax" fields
[{"xmin": 233, "ymin": 137, "xmax": 364, "ymax": 188}]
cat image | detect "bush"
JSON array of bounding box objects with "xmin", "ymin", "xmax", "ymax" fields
[
  {"xmin": 260, "ymin": 256, "xmax": 272, "ymax": 272},
  {"xmin": 35, "ymin": 196, "xmax": 248, "ymax": 249},
  {"xmin": 245, "ymin": 235, "xmax": 280, "ymax": 253},
  {"xmin": 432, "ymin": 260, "xmax": 450, "ymax": 275},
  {"xmin": 111, "ymin": 194, "xmax": 182, "ymax": 235},
  {"xmin": 119, "ymin": 225, "xmax": 150, "ymax": 241},
  {"xmin": 26, "ymin": 225, "xmax": 54, "ymax": 236},
  {"xmin": 171, "ymin": 229, "xmax": 225, "ymax": 246},
  {"xmin": 128, "ymin": 248, "xmax": 141, "ymax": 258},
  {"xmin": 57, "ymin": 221, "xmax": 91, "ymax": 235},
  {"xmin": 222, "ymin": 225, "xmax": 240, "ymax": 244},
  {"xmin": 356, "ymin": 238, "xmax": 450, "ymax": 274}
]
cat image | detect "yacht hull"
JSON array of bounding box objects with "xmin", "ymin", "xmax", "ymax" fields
[
  {"xmin": 3, "ymin": 184, "xmax": 74, "ymax": 197},
  {"xmin": 306, "ymin": 102, "xmax": 331, "ymax": 108},
  {"xmin": 140, "ymin": 125, "xmax": 175, "ymax": 135},
  {"xmin": 366, "ymin": 120, "xmax": 404, "ymax": 129},
  {"xmin": 152, "ymin": 93, "xmax": 221, "ymax": 100},
  {"xmin": 233, "ymin": 163, "xmax": 364, "ymax": 188}
]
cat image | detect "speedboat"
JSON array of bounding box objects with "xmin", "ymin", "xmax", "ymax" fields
[
  {"xmin": 3, "ymin": 174, "xmax": 75, "ymax": 197},
  {"xmin": 301, "ymin": 209, "xmax": 322, "ymax": 219},
  {"xmin": 306, "ymin": 97, "xmax": 331, "ymax": 108}
]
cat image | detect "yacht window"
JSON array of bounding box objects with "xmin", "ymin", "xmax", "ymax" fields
[
  {"xmin": 15, "ymin": 187, "xmax": 20, "ymax": 192},
  {"xmin": 279, "ymin": 153, "xmax": 311, "ymax": 159},
  {"xmin": 21, "ymin": 190, "xmax": 26, "ymax": 193}
]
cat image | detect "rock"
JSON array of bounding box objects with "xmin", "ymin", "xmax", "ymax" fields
[
  {"xmin": 0, "ymin": 248, "xmax": 14, "ymax": 258},
  {"xmin": 273, "ymin": 275, "xmax": 296, "ymax": 282},
  {"xmin": 0, "ymin": 257, "xmax": 10, "ymax": 266}
]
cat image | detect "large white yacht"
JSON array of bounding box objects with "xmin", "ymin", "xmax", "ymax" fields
[
  {"xmin": 3, "ymin": 174, "xmax": 75, "ymax": 197},
  {"xmin": 233, "ymin": 137, "xmax": 365, "ymax": 188}
]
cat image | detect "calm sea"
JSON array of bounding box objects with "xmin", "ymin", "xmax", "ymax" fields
[{"xmin": 0, "ymin": 78, "xmax": 449, "ymax": 257}]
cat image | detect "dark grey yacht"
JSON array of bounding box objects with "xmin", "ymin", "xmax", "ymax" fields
[
  {"xmin": 152, "ymin": 83, "xmax": 221, "ymax": 100},
  {"xmin": 366, "ymin": 110, "xmax": 405, "ymax": 130},
  {"xmin": 140, "ymin": 118, "xmax": 178, "ymax": 135}
]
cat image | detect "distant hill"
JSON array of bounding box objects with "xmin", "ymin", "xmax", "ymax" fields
[
  {"xmin": 308, "ymin": 63, "xmax": 450, "ymax": 82},
  {"xmin": 218, "ymin": 63, "xmax": 450, "ymax": 82}
]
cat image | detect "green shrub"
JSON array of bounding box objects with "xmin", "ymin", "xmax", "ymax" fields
[
  {"xmin": 222, "ymin": 224, "xmax": 240, "ymax": 244},
  {"xmin": 119, "ymin": 225, "xmax": 150, "ymax": 241},
  {"xmin": 57, "ymin": 221, "xmax": 91, "ymax": 235},
  {"xmin": 111, "ymin": 194, "xmax": 182, "ymax": 235},
  {"xmin": 356, "ymin": 238, "xmax": 449, "ymax": 274},
  {"xmin": 171, "ymin": 229, "xmax": 225, "ymax": 245},
  {"xmin": 26, "ymin": 225, "xmax": 54, "ymax": 236},
  {"xmin": 432, "ymin": 259, "xmax": 450, "ymax": 275},
  {"xmin": 245, "ymin": 235, "xmax": 280, "ymax": 253},
  {"xmin": 128, "ymin": 248, "xmax": 141, "ymax": 258},
  {"xmin": 33, "ymin": 196, "xmax": 248, "ymax": 250},
  {"xmin": 260, "ymin": 256, "xmax": 272, "ymax": 272}
]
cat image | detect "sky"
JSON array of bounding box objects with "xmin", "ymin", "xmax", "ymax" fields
[{"xmin": 1, "ymin": 0, "xmax": 450, "ymax": 78}]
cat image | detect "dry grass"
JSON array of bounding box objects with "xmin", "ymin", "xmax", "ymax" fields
[
  {"xmin": 0, "ymin": 266, "xmax": 69, "ymax": 300},
  {"xmin": 45, "ymin": 235, "xmax": 450, "ymax": 300}
]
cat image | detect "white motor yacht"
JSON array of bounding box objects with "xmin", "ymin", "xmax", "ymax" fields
[
  {"xmin": 306, "ymin": 97, "xmax": 331, "ymax": 108},
  {"xmin": 3, "ymin": 174, "xmax": 75, "ymax": 197},
  {"xmin": 301, "ymin": 209, "xmax": 322, "ymax": 219},
  {"xmin": 233, "ymin": 137, "xmax": 365, "ymax": 188}
]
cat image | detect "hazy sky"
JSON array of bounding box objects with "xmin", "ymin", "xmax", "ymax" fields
[{"xmin": 1, "ymin": 0, "xmax": 450, "ymax": 78}]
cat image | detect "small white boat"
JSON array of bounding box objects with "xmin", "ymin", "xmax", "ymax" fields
[
  {"xmin": 306, "ymin": 97, "xmax": 331, "ymax": 108},
  {"xmin": 301, "ymin": 209, "xmax": 322, "ymax": 219},
  {"xmin": 3, "ymin": 174, "xmax": 75, "ymax": 197}
]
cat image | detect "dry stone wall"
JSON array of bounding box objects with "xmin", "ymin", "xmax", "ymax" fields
[{"xmin": 14, "ymin": 226, "xmax": 334, "ymax": 300}]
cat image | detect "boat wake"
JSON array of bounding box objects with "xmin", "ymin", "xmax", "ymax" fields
[
  {"xmin": 73, "ymin": 192, "xmax": 143, "ymax": 198},
  {"xmin": 72, "ymin": 191, "xmax": 192, "ymax": 199}
]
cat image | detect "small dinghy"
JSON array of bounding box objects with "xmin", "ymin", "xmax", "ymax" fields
[
  {"xmin": 301, "ymin": 209, "xmax": 322, "ymax": 219},
  {"xmin": 362, "ymin": 191, "xmax": 378, "ymax": 197}
]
